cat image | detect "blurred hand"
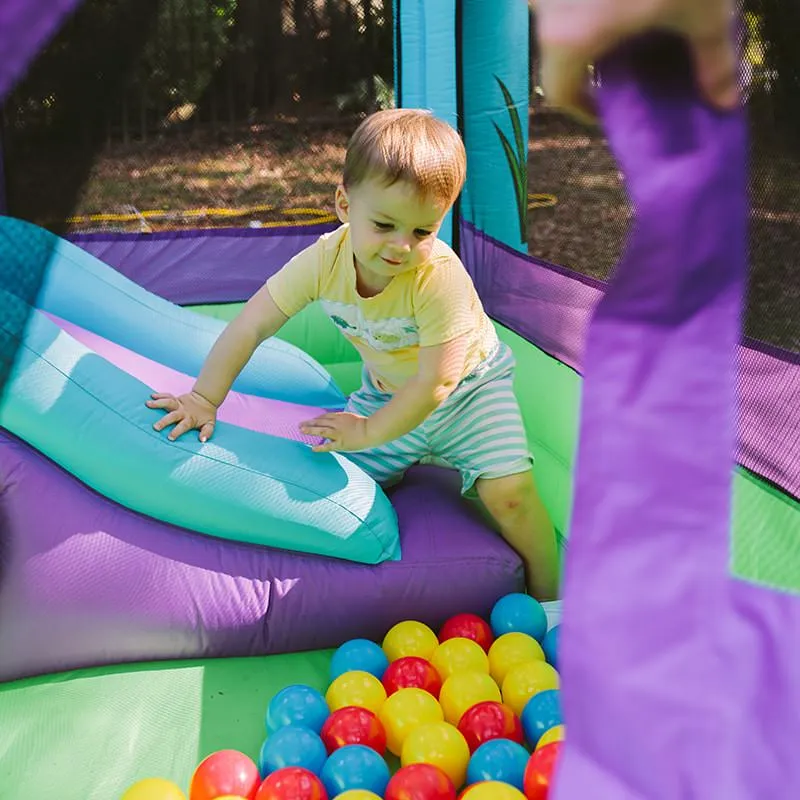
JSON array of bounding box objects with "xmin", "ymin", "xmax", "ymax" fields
[
  {"xmin": 299, "ymin": 412, "xmax": 372, "ymax": 453},
  {"xmin": 146, "ymin": 389, "xmax": 218, "ymax": 442},
  {"xmin": 534, "ymin": 0, "xmax": 738, "ymax": 121}
]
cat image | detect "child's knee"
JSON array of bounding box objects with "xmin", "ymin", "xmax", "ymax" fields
[{"xmin": 475, "ymin": 471, "xmax": 534, "ymax": 518}]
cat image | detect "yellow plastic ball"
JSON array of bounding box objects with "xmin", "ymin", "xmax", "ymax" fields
[
  {"xmin": 438, "ymin": 671, "xmax": 501, "ymax": 725},
  {"xmin": 488, "ymin": 631, "xmax": 545, "ymax": 685},
  {"xmin": 537, "ymin": 723, "xmax": 566, "ymax": 749},
  {"xmin": 326, "ymin": 670, "xmax": 387, "ymax": 715},
  {"xmin": 378, "ymin": 686, "xmax": 444, "ymax": 756},
  {"xmin": 501, "ymin": 660, "xmax": 560, "ymax": 717},
  {"xmin": 382, "ymin": 620, "xmax": 439, "ymax": 662},
  {"xmin": 401, "ymin": 721, "xmax": 471, "ymax": 788},
  {"xmin": 120, "ymin": 778, "xmax": 187, "ymax": 800},
  {"xmin": 334, "ymin": 792, "xmax": 383, "ymax": 800},
  {"xmin": 430, "ymin": 637, "xmax": 490, "ymax": 682},
  {"xmin": 459, "ymin": 781, "xmax": 527, "ymax": 800}
]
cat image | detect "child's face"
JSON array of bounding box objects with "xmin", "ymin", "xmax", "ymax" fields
[{"xmin": 335, "ymin": 177, "xmax": 451, "ymax": 280}]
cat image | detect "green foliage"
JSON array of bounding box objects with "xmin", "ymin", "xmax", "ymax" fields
[{"xmin": 492, "ymin": 75, "xmax": 528, "ymax": 244}]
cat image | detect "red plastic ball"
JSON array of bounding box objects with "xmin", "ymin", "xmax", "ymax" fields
[
  {"xmin": 255, "ymin": 767, "xmax": 328, "ymax": 800},
  {"xmin": 382, "ymin": 656, "xmax": 443, "ymax": 698},
  {"xmin": 320, "ymin": 705, "xmax": 387, "ymax": 755},
  {"xmin": 523, "ymin": 741, "xmax": 562, "ymax": 800},
  {"xmin": 439, "ymin": 614, "xmax": 494, "ymax": 653},
  {"xmin": 385, "ymin": 763, "xmax": 457, "ymax": 800},
  {"xmin": 457, "ymin": 701, "xmax": 524, "ymax": 753},
  {"xmin": 189, "ymin": 749, "xmax": 261, "ymax": 800}
]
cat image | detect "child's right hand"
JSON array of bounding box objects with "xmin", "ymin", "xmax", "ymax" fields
[{"xmin": 146, "ymin": 389, "xmax": 218, "ymax": 442}]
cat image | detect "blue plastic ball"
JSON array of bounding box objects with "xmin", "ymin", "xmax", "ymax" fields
[
  {"xmin": 466, "ymin": 738, "xmax": 530, "ymax": 790},
  {"xmin": 330, "ymin": 639, "xmax": 390, "ymax": 682},
  {"xmin": 258, "ymin": 726, "xmax": 328, "ymax": 777},
  {"xmin": 490, "ymin": 593, "xmax": 548, "ymax": 642},
  {"xmin": 542, "ymin": 625, "xmax": 560, "ymax": 668},
  {"xmin": 320, "ymin": 744, "xmax": 391, "ymax": 797},
  {"xmin": 521, "ymin": 689, "xmax": 563, "ymax": 748},
  {"xmin": 265, "ymin": 684, "xmax": 329, "ymax": 734}
]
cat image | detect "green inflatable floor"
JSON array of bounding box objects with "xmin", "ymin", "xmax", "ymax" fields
[{"xmin": 0, "ymin": 652, "xmax": 335, "ymax": 798}]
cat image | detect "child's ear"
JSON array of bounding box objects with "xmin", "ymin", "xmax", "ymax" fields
[{"xmin": 335, "ymin": 185, "xmax": 350, "ymax": 223}]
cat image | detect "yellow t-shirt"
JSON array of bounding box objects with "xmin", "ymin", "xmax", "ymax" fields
[{"xmin": 266, "ymin": 224, "xmax": 498, "ymax": 393}]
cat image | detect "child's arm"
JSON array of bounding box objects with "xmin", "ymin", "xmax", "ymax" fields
[
  {"xmin": 365, "ymin": 334, "xmax": 469, "ymax": 446},
  {"xmin": 300, "ymin": 334, "xmax": 469, "ymax": 452},
  {"xmin": 147, "ymin": 285, "xmax": 288, "ymax": 441}
]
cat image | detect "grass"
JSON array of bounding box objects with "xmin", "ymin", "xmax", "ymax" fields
[{"xmin": 41, "ymin": 111, "xmax": 799, "ymax": 352}]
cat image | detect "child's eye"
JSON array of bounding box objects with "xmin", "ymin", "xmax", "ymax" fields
[
  {"xmin": 373, "ymin": 221, "xmax": 393, "ymax": 231},
  {"xmin": 414, "ymin": 229, "xmax": 433, "ymax": 239}
]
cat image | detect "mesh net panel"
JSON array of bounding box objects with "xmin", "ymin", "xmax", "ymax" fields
[
  {"xmin": 1, "ymin": 0, "xmax": 394, "ymax": 235},
  {"xmin": 527, "ymin": 1, "xmax": 799, "ymax": 356}
]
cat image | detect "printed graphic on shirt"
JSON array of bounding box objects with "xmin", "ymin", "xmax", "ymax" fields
[{"xmin": 321, "ymin": 299, "xmax": 419, "ymax": 351}]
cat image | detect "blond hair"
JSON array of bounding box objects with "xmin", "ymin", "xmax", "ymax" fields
[{"xmin": 343, "ymin": 108, "xmax": 466, "ymax": 206}]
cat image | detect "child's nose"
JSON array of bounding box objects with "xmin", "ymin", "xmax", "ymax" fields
[{"xmin": 390, "ymin": 235, "xmax": 412, "ymax": 253}]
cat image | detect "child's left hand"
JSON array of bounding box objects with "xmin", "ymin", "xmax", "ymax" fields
[{"xmin": 299, "ymin": 412, "xmax": 373, "ymax": 453}]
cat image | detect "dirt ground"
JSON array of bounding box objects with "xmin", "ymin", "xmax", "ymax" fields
[{"xmin": 58, "ymin": 110, "xmax": 799, "ymax": 351}]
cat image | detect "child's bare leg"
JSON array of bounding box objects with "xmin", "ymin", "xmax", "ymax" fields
[{"xmin": 474, "ymin": 470, "xmax": 560, "ymax": 601}]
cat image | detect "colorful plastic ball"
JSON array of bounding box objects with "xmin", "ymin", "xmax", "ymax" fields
[
  {"xmin": 330, "ymin": 639, "xmax": 390, "ymax": 682},
  {"xmin": 326, "ymin": 671, "xmax": 387, "ymax": 716},
  {"xmin": 383, "ymin": 656, "xmax": 443, "ymax": 698},
  {"xmin": 334, "ymin": 792, "xmax": 382, "ymax": 800},
  {"xmin": 121, "ymin": 778, "xmax": 187, "ymax": 800},
  {"xmin": 266, "ymin": 685, "xmax": 330, "ymax": 735},
  {"xmin": 319, "ymin": 744, "xmax": 391, "ymax": 797},
  {"xmin": 378, "ymin": 687, "xmax": 445, "ymax": 756},
  {"xmin": 459, "ymin": 782, "xmax": 526, "ymax": 800},
  {"xmin": 536, "ymin": 725, "xmax": 565, "ymax": 750},
  {"xmin": 320, "ymin": 706, "xmax": 387, "ymax": 755},
  {"xmin": 501, "ymin": 661, "xmax": 560, "ymax": 718},
  {"xmin": 401, "ymin": 721, "xmax": 471, "ymax": 789},
  {"xmin": 385, "ymin": 763, "xmax": 457, "ymax": 800},
  {"xmin": 466, "ymin": 739, "xmax": 529, "ymax": 790},
  {"xmin": 521, "ymin": 690, "xmax": 562, "ymax": 749},
  {"xmin": 457, "ymin": 701, "xmax": 523, "ymax": 752},
  {"xmin": 254, "ymin": 767, "xmax": 327, "ymax": 800},
  {"xmin": 523, "ymin": 741, "xmax": 562, "ymax": 800},
  {"xmin": 259, "ymin": 727, "xmax": 327, "ymax": 777},
  {"xmin": 189, "ymin": 750, "xmax": 261, "ymax": 800},
  {"xmin": 383, "ymin": 620, "xmax": 439, "ymax": 662},
  {"xmin": 488, "ymin": 633, "xmax": 545, "ymax": 686},
  {"xmin": 490, "ymin": 594, "xmax": 548, "ymax": 642},
  {"xmin": 431, "ymin": 638, "xmax": 490, "ymax": 682},
  {"xmin": 439, "ymin": 672, "xmax": 502, "ymax": 726},
  {"xmin": 438, "ymin": 614, "xmax": 494, "ymax": 653},
  {"xmin": 541, "ymin": 626, "xmax": 559, "ymax": 669}
]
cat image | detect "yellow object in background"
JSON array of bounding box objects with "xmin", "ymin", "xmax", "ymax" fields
[
  {"xmin": 401, "ymin": 721, "xmax": 471, "ymax": 789},
  {"xmin": 379, "ymin": 687, "xmax": 445, "ymax": 756},
  {"xmin": 382, "ymin": 620, "xmax": 440, "ymax": 662},
  {"xmin": 326, "ymin": 670, "xmax": 387, "ymax": 715},
  {"xmin": 488, "ymin": 632, "xmax": 545, "ymax": 685},
  {"xmin": 501, "ymin": 661, "xmax": 560, "ymax": 717},
  {"xmin": 333, "ymin": 792, "xmax": 383, "ymax": 800},
  {"xmin": 430, "ymin": 637, "xmax": 490, "ymax": 682},
  {"xmin": 439, "ymin": 671, "xmax": 501, "ymax": 725},
  {"xmin": 120, "ymin": 778, "xmax": 187, "ymax": 800}
]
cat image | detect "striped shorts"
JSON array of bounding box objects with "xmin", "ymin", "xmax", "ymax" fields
[{"xmin": 343, "ymin": 341, "xmax": 533, "ymax": 497}]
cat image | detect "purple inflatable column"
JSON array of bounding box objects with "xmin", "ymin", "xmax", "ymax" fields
[
  {"xmin": 0, "ymin": 0, "xmax": 83, "ymax": 100},
  {"xmin": 555, "ymin": 36, "xmax": 751, "ymax": 798}
]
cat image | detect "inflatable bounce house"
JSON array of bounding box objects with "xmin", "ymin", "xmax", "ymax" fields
[{"xmin": 1, "ymin": 1, "xmax": 798, "ymax": 798}]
